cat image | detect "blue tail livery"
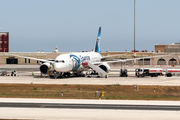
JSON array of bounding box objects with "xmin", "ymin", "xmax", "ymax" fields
[{"xmin": 94, "ymin": 27, "xmax": 101, "ymax": 53}]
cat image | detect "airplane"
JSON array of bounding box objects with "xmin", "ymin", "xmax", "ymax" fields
[
  {"xmin": 6, "ymin": 27, "xmax": 173, "ymax": 78},
  {"xmin": 6, "ymin": 27, "xmax": 110, "ymax": 78}
]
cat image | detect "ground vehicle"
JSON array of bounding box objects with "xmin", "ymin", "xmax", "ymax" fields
[
  {"xmin": 7, "ymin": 70, "xmax": 19, "ymax": 76},
  {"xmin": 0, "ymin": 70, "xmax": 7, "ymax": 76},
  {"xmin": 120, "ymin": 69, "xmax": 128, "ymax": 77},
  {"xmin": 165, "ymin": 69, "xmax": 180, "ymax": 77},
  {"xmin": 135, "ymin": 68, "xmax": 163, "ymax": 77}
]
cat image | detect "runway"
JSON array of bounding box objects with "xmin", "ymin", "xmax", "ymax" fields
[
  {"xmin": 1, "ymin": 102, "xmax": 180, "ymax": 111},
  {"xmin": 1, "ymin": 98, "xmax": 180, "ymax": 120}
]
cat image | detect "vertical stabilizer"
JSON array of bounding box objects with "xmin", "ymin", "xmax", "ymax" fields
[{"xmin": 94, "ymin": 27, "xmax": 101, "ymax": 53}]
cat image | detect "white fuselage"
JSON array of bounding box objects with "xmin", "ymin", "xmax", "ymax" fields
[{"xmin": 54, "ymin": 52, "xmax": 101, "ymax": 72}]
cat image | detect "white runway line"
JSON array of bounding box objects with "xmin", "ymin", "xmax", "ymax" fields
[{"xmin": 0, "ymin": 98, "xmax": 180, "ymax": 106}]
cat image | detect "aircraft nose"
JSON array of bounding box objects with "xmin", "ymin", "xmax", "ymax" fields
[
  {"xmin": 54, "ymin": 63, "xmax": 62, "ymax": 71},
  {"xmin": 54, "ymin": 62, "xmax": 69, "ymax": 72}
]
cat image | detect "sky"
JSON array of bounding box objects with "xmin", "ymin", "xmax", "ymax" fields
[{"xmin": 1, "ymin": 0, "xmax": 180, "ymax": 52}]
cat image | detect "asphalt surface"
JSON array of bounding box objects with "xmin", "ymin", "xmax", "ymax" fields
[
  {"xmin": 1, "ymin": 98, "xmax": 180, "ymax": 120},
  {"xmin": 1, "ymin": 65, "xmax": 180, "ymax": 119},
  {"xmin": 1, "ymin": 102, "xmax": 180, "ymax": 111},
  {"xmin": 2, "ymin": 65, "xmax": 180, "ymax": 86}
]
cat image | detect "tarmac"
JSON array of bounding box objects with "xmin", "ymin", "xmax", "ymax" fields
[
  {"xmin": 1, "ymin": 65, "xmax": 180, "ymax": 86},
  {"xmin": 1, "ymin": 65, "xmax": 180, "ymax": 120}
]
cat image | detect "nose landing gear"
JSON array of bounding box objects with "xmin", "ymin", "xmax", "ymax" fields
[{"xmin": 49, "ymin": 71, "xmax": 71, "ymax": 79}]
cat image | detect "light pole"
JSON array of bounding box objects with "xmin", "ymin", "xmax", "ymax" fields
[{"xmin": 134, "ymin": 0, "xmax": 136, "ymax": 65}]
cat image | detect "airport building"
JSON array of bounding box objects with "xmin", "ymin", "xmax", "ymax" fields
[
  {"xmin": 0, "ymin": 32, "xmax": 9, "ymax": 52},
  {"xmin": 0, "ymin": 51, "xmax": 179, "ymax": 66},
  {"xmin": 155, "ymin": 43, "xmax": 180, "ymax": 53}
]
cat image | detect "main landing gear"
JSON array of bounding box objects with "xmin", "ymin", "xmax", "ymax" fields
[
  {"xmin": 119, "ymin": 62, "xmax": 128, "ymax": 77},
  {"xmin": 120, "ymin": 69, "xmax": 128, "ymax": 77}
]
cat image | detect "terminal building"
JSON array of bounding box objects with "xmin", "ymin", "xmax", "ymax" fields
[
  {"xmin": 155, "ymin": 43, "xmax": 180, "ymax": 53},
  {"xmin": 0, "ymin": 51, "xmax": 179, "ymax": 66}
]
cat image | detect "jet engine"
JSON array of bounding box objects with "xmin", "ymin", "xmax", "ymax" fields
[
  {"xmin": 40, "ymin": 62, "xmax": 51, "ymax": 74},
  {"xmin": 98, "ymin": 62, "xmax": 110, "ymax": 73}
]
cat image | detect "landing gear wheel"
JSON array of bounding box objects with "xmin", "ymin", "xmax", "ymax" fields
[{"xmin": 54, "ymin": 74, "xmax": 57, "ymax": 79}]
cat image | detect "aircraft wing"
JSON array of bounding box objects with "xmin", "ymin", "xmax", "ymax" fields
[
  {"xmin": 5, "ymin": 53, "xmax": 55, "ymax": 64},
  {"xmin": 105, "ymin": 54, "xmax": 174, "ymax": 63},
  {"xmin": 93, "ymin": 54, "xmax": 174, "ymax": 64},
  {"xmin": 101, "ymin": 54, "xmax": 127, "ymax": 59}
]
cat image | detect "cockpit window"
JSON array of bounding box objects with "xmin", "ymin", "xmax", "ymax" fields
[{"xmin": 55, "ymin": 60, "xmax": 65, "ymax": 63}]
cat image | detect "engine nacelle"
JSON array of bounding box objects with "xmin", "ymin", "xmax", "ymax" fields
[
  {"xmin": 40, "ymin": 62, "xmax": 51, "ymax": 74},
  {"xmin": 98, "ymin": 62, "xmax": 110, "ymax": 73}
]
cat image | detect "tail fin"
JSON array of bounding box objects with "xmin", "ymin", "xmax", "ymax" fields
[{"xmin": 94, "ymin": 27, "xmax": 101, "ymax": 53}]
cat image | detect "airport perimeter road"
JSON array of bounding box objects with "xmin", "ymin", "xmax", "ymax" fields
[{"xmin": 0, "ymin": 98, "xmax": 180, "ymax": 120}]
